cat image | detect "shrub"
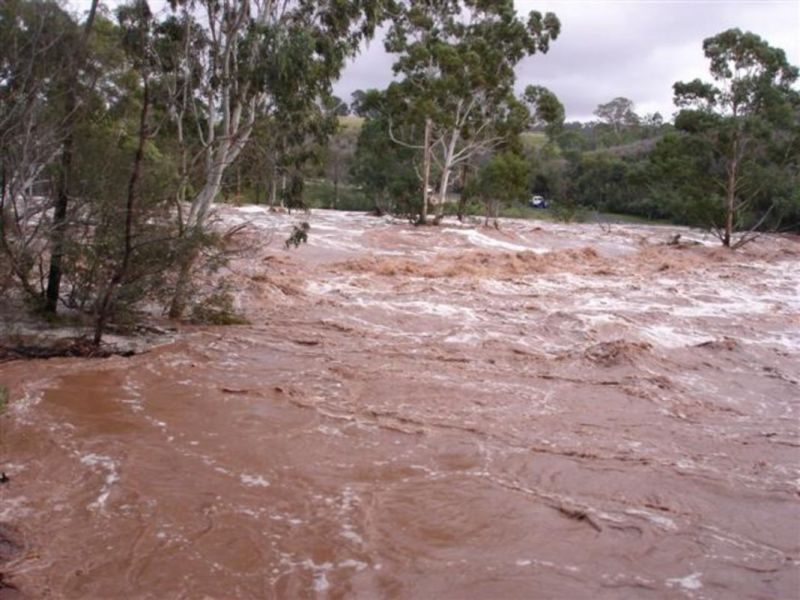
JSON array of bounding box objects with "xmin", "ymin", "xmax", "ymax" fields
[{"xmin": 189, "ymin": 285, "xmax": 249, "ymax": 325}]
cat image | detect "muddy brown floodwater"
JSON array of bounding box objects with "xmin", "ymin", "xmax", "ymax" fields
[{"xmin": 1, "ymin": 208, "xmax": 799, "ymax": 599}]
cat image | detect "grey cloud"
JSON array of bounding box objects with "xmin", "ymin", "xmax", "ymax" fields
[{"xmin": 336, "ymin": 0, "xmax": 800, "ymax": 121}]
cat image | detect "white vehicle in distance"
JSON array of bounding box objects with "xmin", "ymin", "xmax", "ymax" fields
[{"xmin": 529, "ymin": 195, "xmax": 549, "ymax": 209}]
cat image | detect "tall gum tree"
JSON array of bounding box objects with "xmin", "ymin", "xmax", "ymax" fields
[
  {"xmin": 92, "ymin": 0, "xmax": 156, "ymax": 344},
  {"xmin": 593, "ymin": 97, "xmax": 639, "ymax": 143},
  {"xmin": 0, "ymin": 0, "xmax": 77, "ymax": 299},
  {"xmin": 673, "ymin": 28, "xmax": 799, "ymax": 248},
  {"xmin": 43, "ymin": 0, "xmax": 100, "ymax": 313},
  {"xmin": 167, "ymin": 0, "xmax": 386, "ymax": 318},
  {"xmin": 350, "ymin": 88, "xmax": 419, "ymax": 216},
  {"xmin": 384, "ymin": 0, "xmax": 560, "ymax": 224}
]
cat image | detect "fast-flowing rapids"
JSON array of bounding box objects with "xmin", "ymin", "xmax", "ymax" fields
[{"xmin": 1, "ymin": 208, "xmax": 798, "ymax": 598}]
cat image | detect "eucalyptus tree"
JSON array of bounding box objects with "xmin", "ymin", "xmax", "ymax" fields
[
  {"xmin": 91, "ymin": 0, "xmax": 158, "ymax": 344},
  {"xmin": 277, "ymin": 98, "xmax": 340, "ymax": 211},
  {"xmin": 0, "ymin": 0, "xmax": 77, "ymax": 298},
  {"xmin": 384, "ymin": 0, "xmax": 560, "ymax": 223},
  {"xmin": 328, "ymin": 95, "xmax": 350, "ymax": 117},
  {"xmin": 148, "ymin": 7, "xmax": 206, "ymax": 219},
  {"xmin": 672, "ymin": 29, "xmax": 799, "ymax": 247},
  {"xmin": 350, "ymin": 89, "xmax": 419, "ymax": 216},
  {"xmin": 238, "ymin": 93, "xmax": 339, "ymax": 212},
  {"xmin": 593, "ymin": 97, "xmax": 639, "ymax": 142},
  {"xmin": 524, "ymin": 84, "xmax": 565, "ymax": 139},
  {"xmin": 321, "ymin": 95, "xmax": 358, "ymax": 208},
  {"xmin": 641, "ymin": 112, "xmax": 665, "ymax": 137},
  {"xmin": 166, "ymin": 0, "xmax": 388, "ymax": 317},
  {"xmin": 467, "ymin": 151, "xmax": 530, "ymax": 227},
  {"xmin": 43, "ymin": 0, "xmax": 101, "ymax": 313}
]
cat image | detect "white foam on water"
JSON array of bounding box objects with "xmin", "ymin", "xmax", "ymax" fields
[
  {"xmin": 351, "ymin": 296, "xmax": 479, "ymax": 321},
  {"xmin": 338, "ymin": 559, "xmax": 368, "ymax": 571},
  {"xmin": 0, "ymin": 496, "xmax": 31, "ymax": 521},
  {"xmin": 340, "ymin": 527, "xmax": 364, "ymax": 545},
  {"xmin": 240, "ymin": 474, "xmax": 270, "ymax": 488},
  {"xmin": 299, "ymin": 559, "xmax": 334, "ymax": 592},
  {"xmin": 443, "ymin": 228, "xmax": 546, "ymax": 253},
  {"xmin": 312, "ymin": 572, "xmax": 329, "ymax": 592},
  {"xmin": 443, "ymin": 331, "xmax": 485, "ymax": 345},
  {"xmin": 666, "ymin": 572, "xmax": 703, "ymax": 591},
  {"xmin": 10, "ymin": 389, "xmax": 43, "ymax": 420},
  {"xmin": 625, "ymin": 508, "xmax": 678, "ymax": 531},
  {"xmin": 237, "ymin": 205, "xmax": 269, "ymax": 214},
  {"xmin": 79, "ymin": 453, "xmax": 120, "ymax": 511},
  {"xmin": 317, "ymin": 425, "xmax": 343, "ymax": 436},
  {"xmin": 641, "ymin": 324, "xmax": 711, "ymax": 349},
  {"xmin": 479, "ymin": 279, "xmax": 529, "ymax": 295}
]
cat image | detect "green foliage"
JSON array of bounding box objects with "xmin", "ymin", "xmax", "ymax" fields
[
  {"xmin": 0, "ymin": 0, "xmax": 81, "ymax": 301},
  {"xmin": 0, "ymin": 385, "xmax": 8, "ymax": 413},
  {"xmin": 593, "ymin": 97, "xmax": 640, "ymax": 143},
  {"xmin": 384, "ymin": 0, "xmax": 560, "ymax": 219},
  {"xmin": 525, "ymin": 85, "xmax": 565, "ymax": 138},
  {"xmin": 350, "ymin": 90, "xmax": 420, "ymax": 215},
  {"xmin": 669, "ymin": 28, "xmax": 799, "ymax": 243},
  {"xmin": 568, "ymin": 152, "xmax": 671, "ymax": 220},
  {"xmin": 161, "ymin": 0, "xmax": 389, "ymax": 318},
  {"xmin": 61, "ymin": 79, "xmax": 181, "ymax": 317},
  {"xmin": 550, "ymin": 201, "xmax": 586, "ymax": 224},
  {"xmin": 189, "ymin": 285, "xmax": 249, "ymax": 326},
  {"xmin": 2, "ymin": 0, "xmax": 397, "ymax": 334},
  {"xmin": 235, "ymin": 82, "xmax": 346, "ymax": 211},
  {"xmin": 519, "ymin": 31, "xmax": 798, "ymax": 234},
  {"xmin": 303, "ymin": 180, "xmax": 371, "ymax": 211},
  {"xmin": 326, "ymin": 95, "xmax": 350, "ymax": 117},
  {"xmin": 644, "ymin": 132, "xmax": 718, "ymax": 225},
  {"xmin": 208, "ymin": 0, "xmax": 385, "ymax": 123},
  {"xmin": 466, "ymin": 151, "xmax": 530, "ymax": 225},
  {"xmin": 475, "ymin": 153, "xmax": 530, "ymax": 202},
  {"xmin": 552, "ymin": 110, "xmax": 671, "ymax": 155}
]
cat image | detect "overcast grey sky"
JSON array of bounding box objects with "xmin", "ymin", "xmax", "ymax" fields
[
  {"xmin": 333, "ymin": 0, "xmax": 800, "ymax": 121},
  {"xmin": 71, "ymin": 0, "xmax": 800, "ymax": 121}
]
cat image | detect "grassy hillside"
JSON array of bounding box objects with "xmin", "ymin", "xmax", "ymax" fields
[
  {"xmin": 520, "ymin": 131, "xmax": 549, "ymax": 151},
  {"xmin": 337, "ymin": 115, "xmax": 364, "ymax": 133}
]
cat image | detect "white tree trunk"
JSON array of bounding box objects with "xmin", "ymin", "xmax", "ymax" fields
[
  {"xmin": 435, "ymin": 129, "xmax": 459, "ymax": 218},
  {"xmin": 421, "ymin": 118, "xmax": 432, "ymax": 224}
]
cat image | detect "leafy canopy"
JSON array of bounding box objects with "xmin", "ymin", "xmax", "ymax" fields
[
  {"xmin": 667, "ymin": 28, "xmax": 800, "ymax": 241},
  {"xmin": 384, "ymin": 0, "xmax": 560, "ymax": 134}
]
